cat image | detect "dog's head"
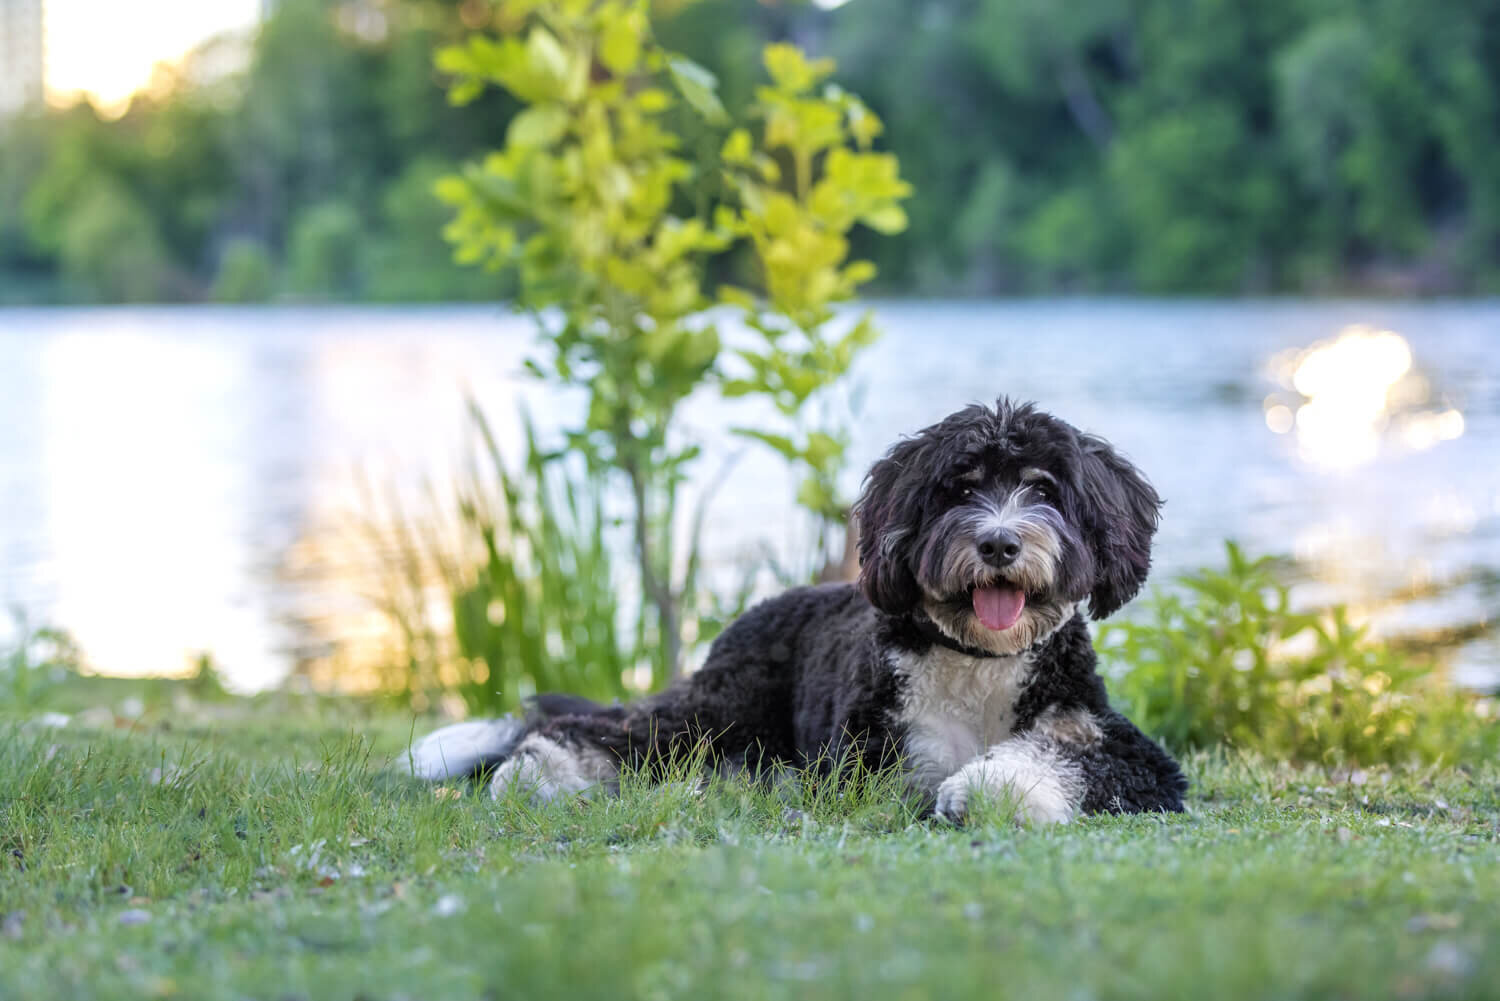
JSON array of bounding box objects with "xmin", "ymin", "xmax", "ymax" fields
[{"xmin": 854, "ymin": 399, "xmax": 1160, "ymax": 655}]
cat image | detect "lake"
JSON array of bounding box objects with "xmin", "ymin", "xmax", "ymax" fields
[{"xmin": 1, "ymin": 302, "xmax": 1497, "ymax": 692}]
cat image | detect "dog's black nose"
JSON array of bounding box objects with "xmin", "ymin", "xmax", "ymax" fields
[{"xmin": 977, "ymin": 529, "xmax": 1022, "ymax": 568}]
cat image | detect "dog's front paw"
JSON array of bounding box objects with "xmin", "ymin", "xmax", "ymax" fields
[
  {"xmin": 933, "ymin": 771, "xmax": 975, "ymax": 823},
  {"xmin": 933, "ymin": 742, "xmax": 1080, "ymax": 826}
]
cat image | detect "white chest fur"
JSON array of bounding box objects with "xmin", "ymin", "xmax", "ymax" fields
[{"xmin": 892, "ymin": 646, "xmax": 1034, "ymax": 795}]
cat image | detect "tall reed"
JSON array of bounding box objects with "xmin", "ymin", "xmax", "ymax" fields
[{"xmin": 363, "ymin": 404, "xmax": 631, "ymax": 715}]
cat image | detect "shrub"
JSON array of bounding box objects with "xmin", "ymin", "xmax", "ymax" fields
[
  {"xmin": 54, "ymin": 181, "xmax": 173, "ymax": 302},
  {"xmin": 1100, "ymin": 542, "xmax": 1498, "ymax": 764},
  {"xmin": 1, "ymin": 609, "xmax": 82, "ymax": 708},
  {"xmin": 213, "ymin": 239, "xmax": 275, "ymax": 302},
  {"xmin": 287, "ymin": 201, "xmax": 363, "ymax": 298},
  {"xmin": 435, "ymin": 0, "xmax": 909, "ymax": 683}
]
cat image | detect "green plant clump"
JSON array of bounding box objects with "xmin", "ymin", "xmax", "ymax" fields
[
  {"xmin": 1, "ymin": 609, "xmax": 83, "ymax": 708},
  {"xmin": 1101, "ymin": 542, "xmax": 1498, "ymax": 765},
  {"xmin": 361, "ymin": 407, "xmax": 630, "ymax": 716}
]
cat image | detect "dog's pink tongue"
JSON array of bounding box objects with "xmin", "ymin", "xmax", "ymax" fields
[{"xmin": 973, "ymin": 585, "xmax": 1026, "ymax": 631}]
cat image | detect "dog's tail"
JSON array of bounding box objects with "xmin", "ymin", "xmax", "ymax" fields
[
  {"xmin": 402, "ymin": 694, "xmax": 622, "ymax": 781},
  {"xmin": 403, "ymin": 717, "xmax": 527, "ymax": 780}
]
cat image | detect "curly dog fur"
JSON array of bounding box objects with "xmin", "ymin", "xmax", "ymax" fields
[{"xmin": 407, "ymin": 399, "xmax": 1186, "ymax": 824}]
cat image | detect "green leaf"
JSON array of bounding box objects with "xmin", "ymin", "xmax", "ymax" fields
[
  {"xmin": 716, "ymin": 285, "xmax": 755, "ymax": 309},
  {"xmin": 434, "ymin": 45, "xmax": 473, "ymax": 76},
  {"xmin": 527, "ymin": 26, "xmax": 570, "ymax": 85},
  {"xmin": 433, "ymin": 175, "xmax": 470, "ymax": 205},
  {"xmin": 763, "ymin": 43, "xmax": 835, "ymax": 94},
  {"xmin": 845, "ymin": 100, "xmax": 883, "ymax": 148},
  {"xmin": 681, "ymin": 325, "xmax": 721, "ymax": 372},
  {"xmin": 447, "ymin": 78, "xmax": 485, "ymax": 107},
  {"xmin": 507, "ymin": 105, "xmax": 570, "ymax": 149},
  {"xmin": 721, "ymin": 128, "xmax": 753, "ymax": 164},
  {"xmin": 795, "ymin": 475, "xmax": 838, "ymax": 516},
  {"xmin": 860, "ymin": 203, "xmax": 908, "ymax": 234},
  {"xmin": 842, "ymin": 259, "xmax": 876, "ymax": 286},
  {"xmin": 599, "ymin": 9, "xmax": 644, "ymax": 75},
  {"xmin": 634, "ymin": 87, "xmax": 673, "ymax": 112},
  {"xmin": 520, "ymin": 25, "xmax": 586, "ymax": 102},
  {"xmin": 667, "ymin": 56, "xmax": 728, "ymax": 124},
  {"xmin": 732, "ymin": 427, "xmax": 799, "ymax": 460},
  {"xmin": 803, "ymin": 431, "xmax": 843, "ymax": 469}
]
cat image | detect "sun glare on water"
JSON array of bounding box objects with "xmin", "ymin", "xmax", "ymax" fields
[{"xmin": 1264, "ymin": 326, "xmax": 1463, "ymax": 470}]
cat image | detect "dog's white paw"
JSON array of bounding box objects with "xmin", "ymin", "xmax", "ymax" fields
[
  {"xmin": 934, "ymin": 740, "xmax": 1080, "ymax": 826},
  {"xmin": 488, "ymin": 735, "xmax": 615, "ymax": 803}
]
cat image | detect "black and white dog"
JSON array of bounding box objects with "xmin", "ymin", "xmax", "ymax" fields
[{"xmin": 407, "ymin": 399, "xmax": 1186, "ymax": 823}]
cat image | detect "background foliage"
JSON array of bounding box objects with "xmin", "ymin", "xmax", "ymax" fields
[{"xmin": 6, "ymin": 0, "xmax": 1500, "ymax": 302}]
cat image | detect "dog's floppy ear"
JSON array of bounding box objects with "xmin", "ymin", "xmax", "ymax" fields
[
  {"xmin": 1077, "ymin": 435, "xmax": 1160, "ymax": 619},
  {"xmin": 854, "ymin": 436, "xmax": 927, "ymax": 615}
]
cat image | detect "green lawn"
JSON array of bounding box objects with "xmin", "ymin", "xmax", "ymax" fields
[{"xmin": 2, "ymin": 680, "xmax": 1497, "ymax": 1001}]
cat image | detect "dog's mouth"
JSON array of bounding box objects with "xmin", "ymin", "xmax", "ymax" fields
[{"xmin": 969, "ymin": 582, "xmax": 1026, "ymax": 631}]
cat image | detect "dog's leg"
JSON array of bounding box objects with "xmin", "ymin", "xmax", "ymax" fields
[
  {"xmin": 933, "ymin": 732, "xmax": 1084, "ymax": 825},
  {"xmin": 484, "ymin": 712, "xmax": 637, "ymax": 802},
  {"xmin": 934, "ymin": 707, "xmax": 1185, "ymax": 824},
  {"xmin": 1067, "ymin": 710, "xmax": 1188, "ymax": 815},
  {"xmin": 488, "ymin": 730, "xmax": 620, "ymax": 802}
]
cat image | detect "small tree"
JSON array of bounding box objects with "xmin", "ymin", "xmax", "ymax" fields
[{"xmin": 435, "ymin": 0, "xmax": 909, "ymax": 683}]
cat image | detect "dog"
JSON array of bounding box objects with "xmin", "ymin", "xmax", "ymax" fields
[{"xmin": 406, "ymin": 399, "xmax": 1186, "ymax": 824}]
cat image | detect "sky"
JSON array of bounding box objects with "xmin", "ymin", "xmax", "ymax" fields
[{"xmin": 45, "ymin": 0, "xmax": 261, "ymax": 111}]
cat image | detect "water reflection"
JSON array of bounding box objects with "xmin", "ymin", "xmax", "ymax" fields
[
  {"xmin": 35, "ymin": 330, "xmax": 275, "ymax": 681},
  {"xmin": 1256, "ymin": 323, "xmax": 1496, "ymax": 685},
  {"xmin": 1264, "ymin": 325, "xmax": 1464, "ymax": 469}
]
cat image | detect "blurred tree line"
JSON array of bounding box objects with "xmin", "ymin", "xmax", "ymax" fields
[{"xmin": 4, "ymin": 0, "xmax": 1500, "ymax": 303}]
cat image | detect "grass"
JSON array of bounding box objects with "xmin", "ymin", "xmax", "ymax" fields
[{"xmin": 2, "ymin": 679, "xmax": 1499, "ymax": 1001}]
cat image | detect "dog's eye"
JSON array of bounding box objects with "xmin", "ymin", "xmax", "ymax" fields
[{"xmin": 1029, "ymin": 479, "xmax": 1057, "ymax": 502}]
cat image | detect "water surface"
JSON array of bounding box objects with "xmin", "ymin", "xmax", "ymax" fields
[{"xmin": 1, "ymin": 302, "xmax": 1496, "ymax": 691}]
